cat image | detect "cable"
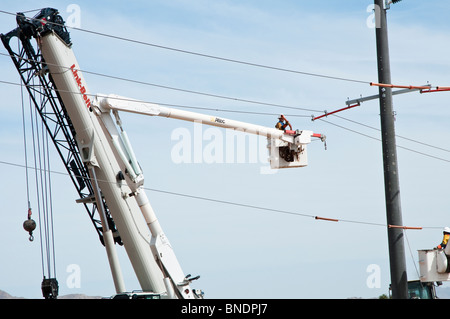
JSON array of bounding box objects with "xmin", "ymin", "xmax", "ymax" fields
[
  {"xmin": 3, "ymin": 51, "xmax": 446, "ymax": 153},
  {"xmin": 4, "ymin": 75, "xmax": 450, "ymax": 165},
  {"xmin": 78, "ymin": 67, "xmax": 323, "ymax": 113},
  {"xmin": 145, "ymin": 187, "xmax": 393, "ymax": 228},
  {"xmin": 319, "ymin": 118, "xmax": 450, "ymax": 163},
  {"xmin": 0, "ymin": 9, "xmax": 446, "ymax": 232},
  {"xmin": 28, "ymin": 76, "xmax": 45, "ymax": 278},
  {"xmin": 0, "ymin": 156, "xmax": 442, "ymax": 231},
  {"xmin": 334, "ymin": 114, "xmax": 450, "ymax": 153},
  {"xmin": 3, "ymin": 78, "xmax": 450, "ymax": 165},
  {"xmin": 7, "ymin": 76, "xmax": 450, "ymax": 163},
  {"xmin": 6, "ymin": 71, "xmax": 449, "ymax": 163},
  {"xmin": 0, "ymin": 51, "xmax": 323, "ymax": 113},
  {"xmin": 23, "ymin": 75, "xmax": 57, "ymax": 280},
  {"xmin": 19, "ymin": 65, "xmax": 31, "ymax": 210},
  {"xmin": 0, "ymin": 78, "xmax": 314, "ymax": 118},
  {"xmin": 0, "ymin": 9, "xmax": 371, "ymax": 85},
  {"xmin": 404, "ymin": 230, "xmax": 421, "ymax": 279},
  {"xmin": 2, "ymin": 10, "xmax": 448, "ymax": 151}
]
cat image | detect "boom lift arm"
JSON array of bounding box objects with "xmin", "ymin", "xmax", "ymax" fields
[
  {"xmin": 94, "ymin": 94, "xmax": 326, "ymax": 169},
  {"xmin": 88, "ymin": 95, "xmax": 325, "ymax": 299}
]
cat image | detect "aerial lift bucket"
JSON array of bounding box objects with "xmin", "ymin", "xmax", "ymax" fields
[{"xmin": 418, "ymin": 249, "xmax": 450, "ymax": 282}]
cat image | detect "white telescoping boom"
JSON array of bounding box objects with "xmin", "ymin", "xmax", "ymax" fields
[
  {"xmin": 87, "ymin": 94, "xmax": 325, "ymax": 298},
  {"xmin": 2, "ymin": 8, "xmax": 326, "ymax": 299},
  {"xmin": 39, "ymin": 29, "xmax": 205, "ymax": 299},
  {"xmin": 94, "ymin": 94, "xmax": 326, "ymax": 170}
]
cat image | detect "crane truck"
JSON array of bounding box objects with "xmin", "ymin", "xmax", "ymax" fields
[{"xmin": 1, "ymin": 8, "xmax": 326, "ymax": 299}]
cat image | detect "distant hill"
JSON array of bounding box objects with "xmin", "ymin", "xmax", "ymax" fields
[
  {"xmin": 0, "ymin": 289, "xmax": 101, "ymax": 299},
  {"xmin": 0, "ymin": 290, "xmax": 25, "ymax": 299},
  {"xmin": 2, "ymin": 288, "xmax": 450, "ymax": 299},
  {"xmin": 57, "ymin": 294, "xmax": 102, "ymax": 299}
]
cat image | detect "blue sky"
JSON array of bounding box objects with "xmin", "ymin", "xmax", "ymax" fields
[{"xmin": 1, "ymin": 0, "xmax": 450, "ymax": 299}]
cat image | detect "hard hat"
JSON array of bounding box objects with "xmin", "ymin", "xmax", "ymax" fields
[{"xmin": 444, "ymin": 227, "xmax": 450, "ymax": 234}]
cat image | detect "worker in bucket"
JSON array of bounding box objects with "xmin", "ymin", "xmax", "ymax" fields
[
  {"xmin": 436, "ymin": 227, "xmax": 450, "ymax": 250},
  {"xmin": 275, "ymin": 114, "xmax": 292, "ymax": 131}
]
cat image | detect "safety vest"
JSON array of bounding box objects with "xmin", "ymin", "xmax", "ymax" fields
[
  {"xmin": 275, "ymin": 121, "xmax": 284, "ymax": 130},
  {"xmin": 438, "ymin": 233, "xmax": 450, "ymax": 249}
]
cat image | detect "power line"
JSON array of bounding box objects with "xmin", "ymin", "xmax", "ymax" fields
[
  {"xmin": 319, "ymin": 118, "xmax": 450, "ymax": 163},
  {"xmin": 0, "ymin": 78, "xmax": 313, "ymax": 118},
  {"xmin": 2, "ymin": 11, "xmax": 447, "ymax": 152},
  {"xmin": 0, "ymin": 156, "xmax": 440, "ymax": 231},
  {"xmin": 1, "ymin": 9, "xmax": 448, "ymax": 234},
  {"xmin": 78, "ymin": 68, "xmax": 323, "ymax": 113},
  {"xmin": 334, "ymin": 114, "xmax": 450, "ymax": 153},
  {"xmin": 0, "ymin": 51, "xmax": 323, "ymax": 114},
  {"xmin": 2, "ymin": 51, "xmax": 447, "ymax": 153},
  {"xmin": 0, "ymin": 9, "xmax": 371, "ymax": 85},
  {"xmin": 3, "ymin": 57, "xmax": 449, "ymax": 153},
  {"xmin": 2, "ymin": 78, "xmax": 450, "ymax": 163}
]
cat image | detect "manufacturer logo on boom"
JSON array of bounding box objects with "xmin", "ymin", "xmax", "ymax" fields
[{"xmin": 70, "ymin": 64, "xmax": 91, "ymax": 108}]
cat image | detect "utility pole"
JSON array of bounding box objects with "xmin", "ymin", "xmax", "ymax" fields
[{"xmin": 374, "ymin": 0, "xmax": 408, "ymax": 299}]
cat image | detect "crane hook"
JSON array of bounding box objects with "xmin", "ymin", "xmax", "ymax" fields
[{"xmin": 23, "ymin": 208, "xmax": 36, "ymax": 242}]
